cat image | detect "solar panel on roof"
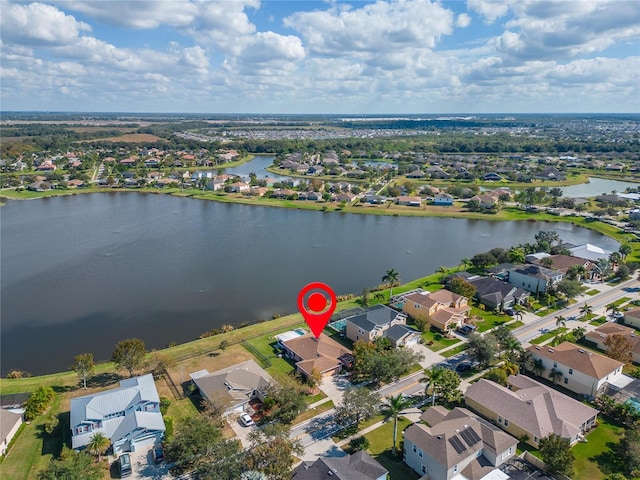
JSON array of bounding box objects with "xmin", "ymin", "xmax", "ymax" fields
[
  {"xmin": 448, "ymin": 435, "xmax": 467, "ymax": 454},
  {"xmin": 460, "ymin": 427, "xmax": 481, "ymax": 446}
]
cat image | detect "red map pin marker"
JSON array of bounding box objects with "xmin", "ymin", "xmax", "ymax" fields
[{"xmin": 298, "ymin": 282, "xmax": 337, "ymax": 338}]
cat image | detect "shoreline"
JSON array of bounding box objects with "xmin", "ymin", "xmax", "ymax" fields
[{"xmin": 1, "ymin": 184, "xmax": 637, "ymax": 386}]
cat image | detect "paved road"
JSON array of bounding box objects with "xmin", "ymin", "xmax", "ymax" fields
[{"xmin": 513, "ymin": 278, "xmax": 639, "ymax": 343}]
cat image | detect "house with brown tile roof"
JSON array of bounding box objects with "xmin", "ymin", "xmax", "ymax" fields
[
  {"xmin": 402, "ymin": 290, "xmax": 470, "ymax": 332},
  {"xmin": 526, "ymin": 342, "xmax": 624, "ymax": 398},
  {"xmin": 465, "ymin": 376, "xmax": 598, "ymax": 448},
  {"xmin": 281, "ymin": 333, "xmax": 352, "ymax": 380},
  {"xmin": 532, "ymin": 255, "xmax": 594, "ymax": 278},
  {"xmin": 403, "ymin": 406, "xmax": 517, "ymax": 480},
  {"xmin": 585, "ymin": 323, "xmax": 640, "ymax": 364},
  {"xmin": 624, "ymin": 308, "xmax": 640, "ymax": 329}
]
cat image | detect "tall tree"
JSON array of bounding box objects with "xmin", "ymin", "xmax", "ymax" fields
[
  {"xmin": 85, "ymin": 432, "xmax": 110, "ymax": 462},
  {"xmin": 422, "ymin": 366, "xmax": 446, "ymax": 406},
  {"xmin": 246, "ymin": 424, "xmax": 302, "ymax": 480},
  {"xmin": 334, "ymin": 387, "xmax": 380, "ymax": 430},
  {"xmin": 606, "ymin": 303, "xmax": 621, "ymax": 319},
  {"xmin": 383, "ymin": 394, "xmax": 412, "ymax": 457},
  {"xmin": 604, "ymin": 334, "xmax": 634, "ymax": 364},
  {"xmin": 111, "ymin": 338, "xmax": 146, "ymax": 377},
  {"xmin": 460, "ymin": 257, "xmax": 471, "ymax": 271},
  {"xmin": 381, "ymin": 268, "xmax": 400, "ymax": 301},
  {"xmin": 539, "ymin": 434, "xmax": 575, "ymax": 477},
  {"xmin": 437, "ymin": 266, "xmax": 448, "ymax": 283},
  {"xmin": 37, "ymin": 447, "xmax": 102, "ymax": 480},
  {"xmin": 555, "ymin": 315, "xmax": 567, "ymax": 329},
  {"xmin": 72, "ymin": 353, "xmax": 95, "ymax": 389},
  {"xmin": 448, "ymin": 277, "xmax": 477, "ymax": 299},
  {"xmin": 619, "ymin": 243, "xmax": 632, "ymax": 260},
  {"xmin": 466, "ymin": 333, "xmax": 498, "ymax": 368}
]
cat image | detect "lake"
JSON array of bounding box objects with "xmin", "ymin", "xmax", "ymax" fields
[
  {"xmin": 559, "ymin": 177, "xmax": 640, "ymax": 198},
  {"xmin": 0, "ymin": 193, "xmax": 616, "ymax": 375}
]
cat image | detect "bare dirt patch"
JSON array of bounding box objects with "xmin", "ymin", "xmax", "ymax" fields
[{"xmin": 89, "ymin": 133, "xmax": 166, "ymax": 143}]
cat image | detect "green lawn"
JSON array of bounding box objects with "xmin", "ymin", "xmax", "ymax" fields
[
  {"xmin": 441, "ymin": 344, "xmax": 468, "ymax": 358},
  {"xmin": 420, "ymin": 329, "xmax": 460, "ymax": 352},
  {"xmin": 572, "ymin": 418, "xmax": 626, "ymax": 480},
  {"xmin": 590, "ymin": 317, "xmax": 608, "ymax": 326},
  {"xmin": 585, "ymin": 289, "xmax": 600, "ymax": 296},
  {"xmin": 361, "ymin": 418, "xmax": 419, "ymax": 480},
  {"xmin": 469, "ymin": 307, "xmax": 512, "ymax": 333}
]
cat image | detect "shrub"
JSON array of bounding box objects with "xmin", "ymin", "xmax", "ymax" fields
[
  {"xmin": 24, "ymin": 386, "xmax": 55, "ymax": 421},
  {"xmin": 160, "ymin": 397, "xmax": 172, "ymax": 415},
  {"xmin": 349, "ymin": 436, "xmax": 370, "ymax": 452}
]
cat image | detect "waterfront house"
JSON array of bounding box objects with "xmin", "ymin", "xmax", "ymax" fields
[
  {"xmin": 396, "ymin": 196, "xmax": 422, "ymax": 207},
  {"xmin": 508, "ymin": 264, "xmax": 563, "ymax": 294},
  {"xmin": 190, "ymin": 360, "xmax": 274, "ymax": 416},
  {"xmin": 0, "ymin": 410, "xmax": 23, "ymax": 456},
  {"xmin": 525, "ymin": 342, "xmax": 624, "ymax": 398},
  {"xmin": 403, "ymin": 406, "xmax": 517, "ymax": 480},
  {"xmin": 70, "ymin": 374, "xmax": 165, "ymax": 453},
  {"xmin": 292, "ymin": 450, "xmax": 388, "ymax": 480},
  {"xmin": 403, "ymin": 290, "xmax": 470, "ymax": 332},
  {"xmin": 280, "ymin": 333, "xmax": 352, "ymax": 380},
  {"xmin": 344, "ymin": 305, "xmax": 419, "ymax": 347},
  {"xmin": 465, "ymin": 376, "xmax": 598, "ymax": 448},
  {"xmin": 467, "ymin": 276, "xmax": 529, "ymax": 311},
  {"xmin": 433, "ymin": 193, "xmax": 453, "ymax": 206}
]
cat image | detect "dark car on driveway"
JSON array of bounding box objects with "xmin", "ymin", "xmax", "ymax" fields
[
  {"xmin": 118, "ymin": 453, "xmax": 132, "ymax": 478},
  {"xmin": 456, "ymin": 362, "xmax": 473, "ymax": 373}
]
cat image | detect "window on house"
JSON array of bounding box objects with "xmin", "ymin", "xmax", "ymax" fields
[
  {"xmin": 453, "ymin": 465, "xmax": 458, "ymax": 473},
  {"xmin": 569, "ymin": 368, "xmax": 573, "ymax": 375},
  {"xmin": 422, "ymin": 465, "xmax": 426, "ymax": 474},
  {"xmin": 553, "ymin": 362, "xmax": 557, "ymax": 368},
  {"xmin": 504, "ymin": 419, "xmax": 509, "ymax": 426},
  {"xmin": 418, "ymin": 449, "xmax": 423, "ymax": 458},
  {"xmin": 413, "ymin": 445, "xmax": 416, "ymax": 453},
  {"xmin": 564, "ymin": 378, "xmax": 568, "ymax": 384},
  {"xmin": 498, "ymin": 416, "xmax": 503, "ymax": 424},
  {"xmin": 534, "ymin": 436, "xmax": 539, "ymax": 443}
]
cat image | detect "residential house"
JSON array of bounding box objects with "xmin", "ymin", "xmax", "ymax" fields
[
  {"xmin": 535, "ymin": 166, "xmax": 566, "ymax": 181},
  {"xmin": 482, "ymin": 172, "xmax": 503, "ymax": 181},
  {"xmin": 280, "ymin": 333, "xmax": 352, "ymax": 380},
  {"xmin": 568, "ymin": 243, "xmax": 614, "ymax": 262},
  {"xmin": 585, "ymin": 323, "xmax": 640, "ymax": 364},
  {"xmin": 27, "ymin": 181, "xmax": 52, "ymax": 192},
  {"xmin": 623, "ymin": 308, "xmax": 640, "ymax": 329},
  {"xmin": 532, "ymin": 255, "xmax": 594, "ymax": 278},
  {"xmin": 396, "ymin": 196, "xmax": 422, "ymax": 207},
  {"xmin": 426, "ymin": 166, "xmax": 450, "ymax": 179},
  {"xmin": 67, "ymin": 179, "xmax": 85, "ymax": 188},
  {"xmin": 292, "ymin": 450, "xmax": 388, "ymax": 480},
  {"xmin": 465, "ymin": 376, "xmax": 599, "ymax": 448},
  {"xmin": 467, "ymin": 276, "xmax": 529, "ymax": 311},
  {"xmin": 344, "ymin": 305, "xmax": 419, "ymax": 347},
  {"xmin": 70, "ymin": 374, "xmax": 165, "ymax": 453},
  {"xmin": 334, "ymin": 193, "xmax": 356, "ymax": 203},
  {"xmin": 228, "ymin": 181, "xmax": 250, "ymax": 193},
  {"xmin": 190, "ymin": 360, "xmax": 274, "ymax": 416},
  {"xmin": 403, "ymin": 406, "xmax": 517, "ymax": 480},
  {"xmin": 469, "ymin": 194, "xmax": 498, "ymax": 209},
  {"xmin": 406, "ymin": 169, "xmax": 426, "ymax": 179},
  {"xmin": 525, "ymin": 342, "xmax": 625, "ymax": 398},
  {"xmin": 508, "ymin": 264, "xmax": 563, "ymax": 294},
  {"xmin": 433, "ymin": 193, "xmax": 453, "ymax": 206},
  {"xmin": 403, "ymin": 290, "xmax": 470, "ymax": 332},
  {"xmin": 0, "ymin": 410, "xmax": 23, "ymax": 455},
  {"xmin": 363, "ymin": 194, "xmax": 386, "ymax": 204}
]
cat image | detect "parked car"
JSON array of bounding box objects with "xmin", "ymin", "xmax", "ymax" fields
[
  {"xmin": 152, "ymin": 445, "xmax": 164, "ymax": 464},
  {"xmin": 239, "ymin": 413, "xmax": 254, "ymax": 427},
  {"xmin": 118, "ymin": 453, "xmax": 132, "ymax": 478},
  {"xmin": 456, "ymin": 324, "xmax": 476, "ymax": 336},
  {"xmin": 456, "ymin": 362, "xmax": 473, "ymax": 373}
]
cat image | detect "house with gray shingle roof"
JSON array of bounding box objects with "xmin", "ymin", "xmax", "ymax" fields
[
  {"xmin": 465, "ymin": 376, "xmax": 599, "ymax": 448},
  {"xmin": 70, "ymin": 374, "xmax": 165, "ymax": 453},
  {"xmin": 291, "ymin": 450, "xmax": 388, "ymax": 480},
  {"xmin": 526, "ymin": 342, "xmax": 625, "ymax": 398},
  {"xmin": 0, "ymin": 410, "xmax": 22, "ymax": 456},
  {"xmin": 190, "ymin": 359, "xmax": 274, "ymax": 416},
  {"xmin": 508, "ymin": 264, "xmax": 563, "ymax": 294},
  {"xmin": 344, "ymin": 305, "xmax": 419, "ymax": 347},
  {"xmin": 403, "ymin": 406, "xmax": 517, "ymax": 480}
]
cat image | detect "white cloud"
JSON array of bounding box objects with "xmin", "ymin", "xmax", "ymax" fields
[
  {"xmin": 1, "ymin": 0, "xmax": 91, "ymax": 45},
  {"xmin": 284, "ymin": 0, "xmax": 455, "ymax": 56},
  {"xmin": 456, "ymin": 13, "xmax": 472, "ymax": 28},
  {"xmin": 237, "ymin": 32, "xmax": 305, "ymax": 65},
  {"xmin": 466, "ymin": 0, "xmax": 510, "ymax": 24}
]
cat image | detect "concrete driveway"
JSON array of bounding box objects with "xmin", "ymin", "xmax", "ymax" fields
[
  {"xmin": 111, "ymin": 448, "xmax": 172, "ymax": 480},
  {"xmin": 227, "ymin": 414, "xmax": 258, "ymax": 448}
]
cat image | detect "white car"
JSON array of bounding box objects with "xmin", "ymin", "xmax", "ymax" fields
[{"xmin": 239, "ymin": 413, "xmax": 254, "ymax": 427}]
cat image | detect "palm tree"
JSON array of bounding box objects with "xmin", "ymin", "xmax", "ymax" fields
[
  {"xmin": 460, "ymin": 257, "xmax": 471, "ymax": 271},
  {"xmin": 383, "ymin": 394, "xmax": 412, "ymax": 457},
  {"xmin": 422, "ymin": 366, "xmax": 446, "ymax": 406},
  {"xmin": 502, "ymin": 337, "xmax": 523, "ymax": 364},
  {"xmin": 555, "ymin": 315, "xmax": 567, "ymax": 329},
  {"xmin": 512, "ymin": 304, "xmax": 525, "ymax": 322},
  {"xmin": 532, "ymin": 358, "xmax": 545, "ymax": 377},
  {"xmin": 382, "ymin": 269, "xmax": 400, "ymax": 303},
  {"xmin": 606, "ymin": 303, "xmax": 621, "ymax": 320},
  {"xmin": 572, "ymin": 326, "xmax": 587, "ymax": 341},
  {"xmin": 619, "ymin": 243, "xmax": 632, "ymax": 261},
  {"xmin": 437, "ymin": 266, "xmax": 448, "ymax": 284},
  {"xmin": 549, "ymin": 368, "xmax": 563, "ymax": 384},
  {"xmin": 579, "ymin": 303, "xmax": 594, "ymax": 321},
  {"xmin": 86, "ymin": 432, "xmax": 110, "ymax": 462}
]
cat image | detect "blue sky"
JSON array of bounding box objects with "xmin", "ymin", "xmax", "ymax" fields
[{"xmin": 1, "ymin": 0, "xmax": 639, "ymax": 113}]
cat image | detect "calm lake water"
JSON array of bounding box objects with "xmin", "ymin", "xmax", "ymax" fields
[
  {"xmin": 559, "ymin": 177, "xmax": 640, "ymax": 198},
  {"xmin": 1, "ymin": 193, "xmax": 616, "ymax": 375}
]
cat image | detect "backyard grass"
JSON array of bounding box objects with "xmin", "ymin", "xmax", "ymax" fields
[
  {"xmin": 361, "ymin": 417, "xmax": 419, "ymax": 480},
  {"xmin": 572, "ymin": 417, "xmax": 627, "ymax": 480}
]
